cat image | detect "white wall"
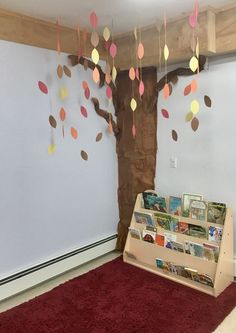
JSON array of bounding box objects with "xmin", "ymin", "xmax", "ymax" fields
[
  {"xmin": 156, "ymin": 56, "xmax": 236, "ymax": 254},
  {"xmin": 0, "ymin": 40, "xmax": 118, "ymax": 279}
]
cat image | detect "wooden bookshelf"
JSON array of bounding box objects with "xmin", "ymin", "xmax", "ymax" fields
[{"xmin": 123, "ymin": 193, "xmax": 234, "ymax": 297}]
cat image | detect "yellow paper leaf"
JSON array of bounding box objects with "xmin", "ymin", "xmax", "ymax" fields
[
  {"xmin": 191, "ymin": 100, "xmax": 200, "ymax": 115},
  {"xmin": 48, "ymin": 144, "xmax": 56, "ymax": 155},
  {"xmin": 185, "ymin": 112, "xmax": 193, "ymax": 122},
  {"xmin": 59, "ymin": 87, "xmax": 69, "ymax": 100},
  {"xmin": 91, "ymin": 48, "xmax": 99, "ymax": 65},
  {"xmin": 130, "ymin": 98, "xmax": 137, "ymax": 111},
  {"xmin": 189, "ymin": 56, "xmax": 198, "ymax": 72},
  {"xmin": 164, "ymin": 44, "xmax": 169, "ymax": 61},
  {"xmin": 103, "ymin": 27, "xmax": 110, "ymax": 41},
  {"xmin": 112, "ymin": 66, "xmax": 117, "ymax": 81}
]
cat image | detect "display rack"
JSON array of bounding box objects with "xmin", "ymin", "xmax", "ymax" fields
[{"xmin": 123, "ymin": 193, "xmax": 234, "ymax": 297}]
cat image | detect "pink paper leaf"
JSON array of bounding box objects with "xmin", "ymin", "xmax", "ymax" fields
[
  {"xmin": 38, "ymin": 81, "xmax": 48, "ymax": 94},
  {"xmin": 106, "ymin": 86, "xmax": 112, "ymax": 99},
  {"xmin": 80, "ymin": 106, "xmax": 88, "ymax": 118},
  {"xmin": 139, "ymin": 81, "xmax": 145, "ymax": 96},
  {"xmin": 84, "ymin": 87, "xmax": 90, "ymax": 100},
  {"xmin": 161, "ymin": 109, "xmax": 169, "ymax": 119},
  {"xmin": 90, "ymin": 11, "xmax": 98, "ymax": 28},
  {"xmin": 109, "ymin": 42, "xmax": 117, "ymax": 58},
  {"xmin": 132, "ymin": 124, "xmax": 136, "ymax": 138}
]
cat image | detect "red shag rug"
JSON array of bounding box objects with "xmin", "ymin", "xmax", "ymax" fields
[{"xmin": 0, "ymin": 256, "xmax": 236, "ymax": 333}]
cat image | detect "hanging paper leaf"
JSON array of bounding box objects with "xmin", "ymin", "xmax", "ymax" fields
[
  {"xmin": 90, "ymin": 11, "xmax": 98, "ymax": 29},
  {"xmin": 185, "ymin": 112, "xmax": 193, "ymax": 122},
  {"xmin": 164, "ymin": 44, "xmax": 169, "ymax": 61},
  {"xmin": 191, "ymin": 79, "xmax": 198, "ymax": 93},
  {"xmin": 59, "ymin": 107, "xmax": 66, "ymax": 121},
  {"xmin": 189, "ymin": 56, "xmax": 198, "ymax": 72},
  {"xmin": 170, "ymin": 76, "xmax": 178, "ymax": 85},
  {"xmin": 163, "ymin": 83, "xmax": 170, "ymax": 99},
  {"xmin": 96, "ymin": 132, "xmax": 103, "ymax": 142},
  {"xmin": 161, "ymin": 109, "xmax": 169, "ymax": 119},
  {"xmin": 134, "ymin": 27, "xmax": 137, "ymax": 40},
  {"xmin": 105, "ymin": 62, "xmax": 111, "ymax": 74},
  {"xmin": 38, "ymin": 81, "xmax": 48, "ymax": 94},
  {"xmin": 83, "ymin": 59, "xmax": 89, "ymax": 70},
  {"xmin": 109, "ymin": 42, "xmax": 117, "ymax": 58},
  {"xmin": 93, "ymin": 66, "xmax": 100, "ymax": 83},
  {"xmin": 137, "ymin": 42, "xmax": 144, "ymax": 60},
  {"xmin": 63, "ymin": 65, "xmax": 71, "ymax": 78},
  {"xmin": 191, "ymin": 100, "xmax": 200, "ymax": 114},
  {"xmin": 81, "ymin": 150, "xmax": 88, "ymax": 161},
  {"xmin": 184, "ymin": 84, "xmax": 192, "ymax": 96},
  {"xmin": 59, "ymin": 87, "xmax": 69, "ymax": 100},
  {"xmin": 105, "ymin": 73, "xmax": 111, "ymax": 84},
  {"xmin": 80, "ymin": 106, "xmax": 88, "ymax": 118},
  {"xmin": 189, "ymin": 12, "xmax": 197, "ymax": 28},
  {"xmin": 71, "ymin": 127, "xmax": 78, "ymax": 140},
  {"xmin": 172, "ymin": 129, "xmax": 178, "ymax": 142},
  {"xmin": 62, "ymin": 125, "xmax": 65, "ymax": 138},
  {"xmin": 48, "ymin": 144, "xmax": 56, "ymax": 155},
  {"xmin": 112, "ymin": 66, "xmax": 117, "ymax": 81},
  {"xmin": 103, "ymin": 27, "xmax": 110, "ymax": 41},
  {"xmin": 82, "ymin": 80, "xmax": 88, "ymax": 90},
  {"xmin": 106, "ymin": 86, "xmax": 112, "ymax": 99},
  {"xmin": 139, "ymin": 81, "xmax": 145, "ymax": 96},
  {"xmin": 56, "ymin": 20, "xmax": 61, "ymax": 56},
  {"xmin": 49, "ymin": 115, "xmax": 57, "ymax": 128},
  {"xmin": 83, "ymin": 29, "xmax": 88, "ymax": 43},
  {"xmin": 91, "ymin": 31, "xmax": 99, "ymax": 47},
  {"xmin": 136, "ymin": 68, "xmax": 140, "ymax": 80},
  {"xmin": 196, "ymin": 39, "xmax": 199, "ymax": 58},
  {"xmin": 57, "ymin": 65, "xmax": 63, "ymax": 78},
  {"xmin": 168, "ymin": 83, "xmax": 173, "ymax": 96},
  {"xmin": 84, "ymin": 87, "xmax": 90, "ymax": 99},
  {"xmin": 204, "ymin": 95, "xmax": 212, "ymax": 108},
  {"xmin": 91, "ymin": 48, "xmax": 100, "ymax": 64},
  {"xmin": 130, "ymin": 98, "xmax": 137, "ymax": 111},
  {"xmin": 129, "ymin": 67, "xmax": 135, "ymax": 81},
  {"xmin": 132, "ymin": 124, "xmax": 136, "ymax": 138},
  {"xmin": 191, "ymin": 117, "xmax": 199, "ymax": 131},
  {"xmin": 108, "ymin": 121, "xmax": 113, "ymax": 134},
  {"xmin": 195, "ymin": 0, "xmax": 199, "ymax": 19}
]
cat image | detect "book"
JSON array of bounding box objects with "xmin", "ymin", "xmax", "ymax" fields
[
  {"xmin": 164, "ymin": 232, "xmax": 177, "ymax": 249},
  {"xmin": 184, "ymin": 241, "xmax": 191, "ymax": 254},
  {"xmin": 171, "ymin": 241, "xmax": 184, "ymax": 252},
  {"xmin": 128, "ymin": 227, "xmax": 141, "ymax": 240},
  {"xmin": 189, "ymin": 200, "xmax": 207, "ymax": 221},
  {"xmin": 178, "ymin": 222, "xmax": 189, "ymax": 235},
  {"xmin": 189, "ymin": 242, "xmax": 204, "ymax": 258},
  {"xmin": 156, "ymin": 234, "xmax": 165, "ymax": 247},
  {"xmin": 154, "ymin": 212, "xmax": 171, "ymax": 230},
  {"xmin": 184, "ymin": 267, "xmax": 198, "ymax": 280},
  {"xmin": 142, "ymin": 229, "xmax": 156, "ymax": 243},
  {"xmin": 203, "ymin": 243, "xmax": 220, "ymax": 262},
  {"xmin": 169, "ymin": 217, "xmax": 179, "ymax": 232},
  {"xmin": 189, "ymin": 224, "xmax": 207, "ymax": 238},
  {"xmin": 169, "ymin": 196, "xmax": 182, "ymax": 216},
  {"xmin": 208, "ymin": 226, "xmax": 223, "ymax": 242},
  {"xmin": 182, "ymin": 193, "xmax": 203, "ymax": 217},
  {"xmin": 146, "ymin": 225, "xmax": 157, "ymax": 233},
  {"xmin": 197, "ymin": 273, "xmax": 214, "ymax": 287},
  {"xmin": 134, "ymin": 211, "xmax": 154, "ymax": 227},
  {"xmin": 156, "ymin": 258, "xmax": 165, "ymax": 269},
  {"xmin": 142, "ymin": 191, "xmax": 158, "ymax": 210},
  {"xmin": 207, "ymin": 202, "xmax": 226, "ymax": 225}
]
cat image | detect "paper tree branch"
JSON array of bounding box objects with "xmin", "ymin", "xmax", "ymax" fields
[
  {"xmin": 91, "ymin": 97, "xmax": 120, "ymax": 139},
  {"xmin": 156, "ymin": 55, "xmax": 206, "ymax": 94}
]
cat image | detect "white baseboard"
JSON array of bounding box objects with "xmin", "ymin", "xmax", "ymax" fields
[{"xmin": 0, "ymin": 236, "xmax": 117, "ymax": 302}]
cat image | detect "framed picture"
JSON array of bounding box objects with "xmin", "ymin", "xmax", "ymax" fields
[{"xmin": 182, "ymin": 193, "xmax": 203, "ymax": 217}]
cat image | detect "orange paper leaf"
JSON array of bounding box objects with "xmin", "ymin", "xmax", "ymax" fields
[
  {"xmin": 71, "ymin": 127, "xmax": 78, "ymax": 140},
  {"xmin": 59, "ymin": 107, "xmax": 66, "ymax": 121}
]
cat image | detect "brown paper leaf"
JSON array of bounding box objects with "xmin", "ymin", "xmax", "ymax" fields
[
  {"xmin": 96, "ymin": 132, "xmax": 103, "ymax": 142},
  {"xmin": 63, "ymin": 65, "xmax": 71, "ymax": 78},
  {"xmin": 204, "ymin": 95, "xmax": 212, "ymax": 108},
  {"xmin": 168, "ymin": 83, "xmax": 172, "ymax": 96},
  {"xmin": 57, "ymin": 65, "xmax": 63, "ymax": 78},
  {"xmin": 170, "ymin": 76, "xmax": 178, "ymax": 85},
  {"xmin": 184, "ymin": 84, "xmax": 191, "ymax": 96},
  {"xmin": 81, "ymin": 150, "xmax": 88, "ymax": 161},
  {"xmin": 172, "ymin": 129, "xmax": 178, "ymax": 142},
  {"xmin": 91, "ymin": 31, "xmax": 99, "ymax": 47},
  {"xmin": 49, "ymin": 115, "xmax": 57, "ymax": 128},
  {"xmin": 191, "ymin": 117, "xmax": 199, "ymax": 131}
]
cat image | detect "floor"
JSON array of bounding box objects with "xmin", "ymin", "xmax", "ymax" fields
[{"xmin": 0, "ymin": 250, "xmax": 235, "ymax": 332}]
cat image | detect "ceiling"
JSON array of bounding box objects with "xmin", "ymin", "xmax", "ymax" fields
[{"xmin": 0, "ymin": 0, "xmax": 234, "ymax": 35}]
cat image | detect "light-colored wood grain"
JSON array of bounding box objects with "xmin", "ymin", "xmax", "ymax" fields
[{"xmin": 216, "ymin": 6, "xmax": 236, "ymax": 54}]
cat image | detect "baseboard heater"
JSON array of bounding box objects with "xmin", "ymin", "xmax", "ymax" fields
[{"xmin": 0, "ymin": 234, "xmax": 117, "ymax": 302}]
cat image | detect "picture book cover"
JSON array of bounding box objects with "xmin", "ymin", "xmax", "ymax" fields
[
  {"xmin": 184, "ymin": 241, "xmax": 191, "ymax": 254},
  {"xmin": 146, "ymin": 225, "xmax": 157, "ymax": 233},
  {"xmin": 169, "ymin": 217, "xmax": 179, "ymax": 232},
  {"xmin": 203, "ymin": 243, "xmax": 219, "ymax": 262},
  {"xmin": 156, "ymin": 258, "xmax": 164, "ymax": 269},
  {"xmin": 197, "ymin": 273, "xmax": 214, "ymax": 287},
  {"xmin": 171, "ymin": 241, "xmax": 184, "ymax": 252},
  {"xmin": 169, "ymin": 196, "xmax": 182, "ymax": 216},
  {"xmin": 142, "ymin": 192, "xmax": 158, "ymax": 210},
  {"xmin": 202, "ymin": 246, "xmax": 215, "ymax": 262},
  {"xmin": 207, "ymin": 202, "xmax": 226, "ymax": 225},
  {"xmin": 128, "ymin": 227, "xmax": 141, "ymax": 240},
  {"xmin": 154, "ymin": 212, "xmax": 171, "ymax": 230},
  {"xmin": 152, "ymin": 197, "xmax": 168, "ymax": 213},
  {"xmin": 189, "ymin": 200, "xmax": 207, "ymax": 221},
  {"xmin": 156, "ymin": 234, "xmax": 165, "ymax": 247},
  {"xmin": 184, "ymin": 266, "xmax": 198, "ymax": 280},
  {"xmin": 182, "ymin": 193, "xmax": 203, "ymax": 217},
  {"xmin": 143, "ymin": 229, "xmax": 156, "ymax": 243},
  {"xmin": 134, "ymin": 211, "xmax": 154, "ymax": 227},
  {"xmin": 189, "ymin": 224, "xmax": 207, "ymax": 238},
  {"xmin": 208, "ymin": 226, "xmax": 223, "ymax": 242},
  {"xmin": 164, "ymin": 232, "xmax": 177, "ymax": 249},
  {"xmin": 189, "ymin": 242, "xmax": 204, "ymax": 258},
  {"xmin": 178, "ymin": 222, "xmax": 189, "ymax": 235}
]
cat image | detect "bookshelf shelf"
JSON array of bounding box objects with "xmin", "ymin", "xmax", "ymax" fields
[{"xmin": 123, "ymin": 193, "xmax": 234, "ymax": 297}]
